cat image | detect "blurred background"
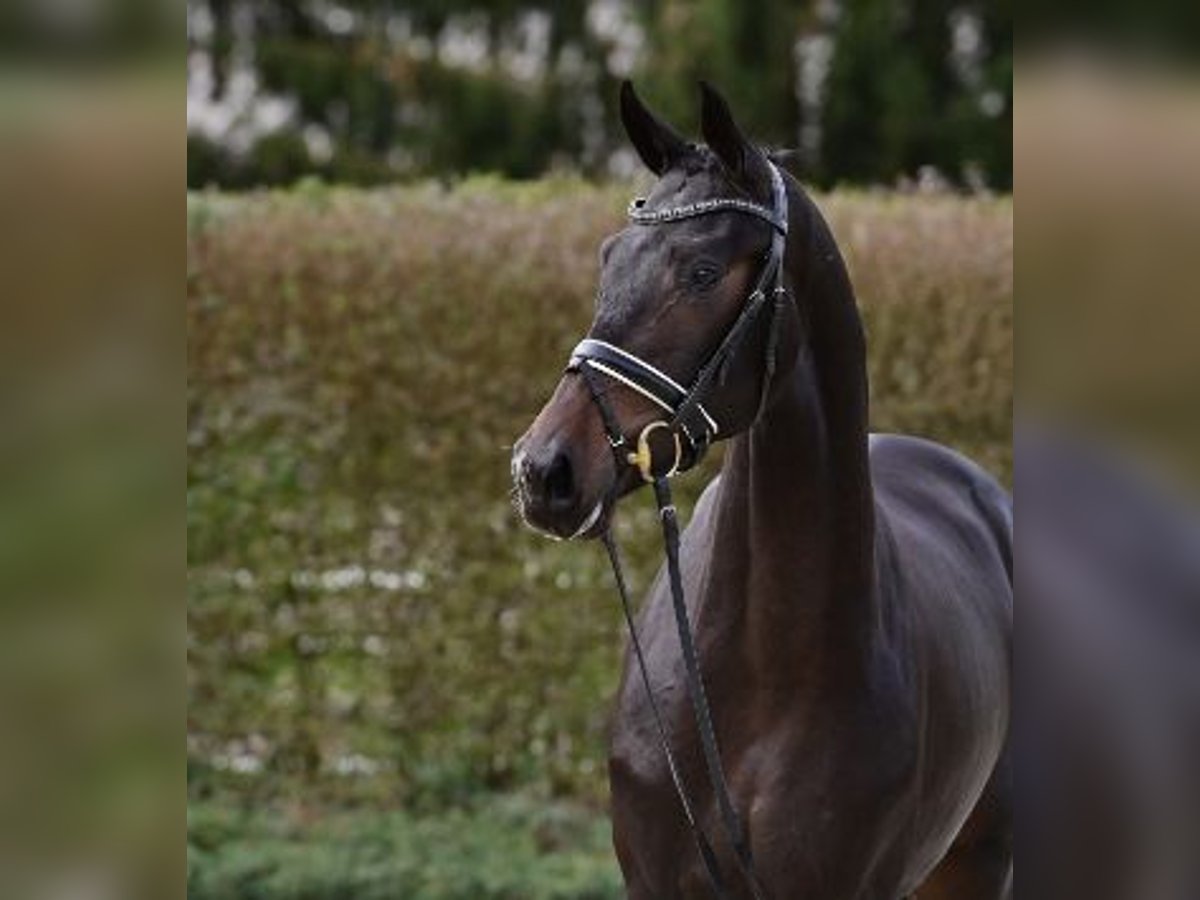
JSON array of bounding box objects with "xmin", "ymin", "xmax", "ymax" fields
[
  {"xmin": 186, "ymin": 0, "xmax": 1012, "ymax": 191},
  {"xmin": 185, "ymin": 2, "xmax": 1013, "ymax": 898},
  {"xmin": 5, "ymin": 0, "xmax": 1200, "ymax": 896}
]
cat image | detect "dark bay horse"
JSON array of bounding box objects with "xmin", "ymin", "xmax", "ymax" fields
[{"xmin": 512, "ymin": 82, "xmax": 1012, "ymax": 899}]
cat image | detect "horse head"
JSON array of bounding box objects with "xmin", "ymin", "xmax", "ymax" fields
[{"xmin": 513, "ymin": 81, "xmax": 802, "ymax": 540}]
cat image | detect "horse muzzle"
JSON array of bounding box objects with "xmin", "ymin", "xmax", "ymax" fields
[
  {"xmin": 512, "ymin": 439, "xmax": 612, "ymax": 540},
  {"xmin": 511, "ymin": 375, "xmax": 624, "ymax": 540}
]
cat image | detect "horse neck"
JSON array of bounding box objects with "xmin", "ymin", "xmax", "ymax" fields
[{"xmin": 707, "ymin": 187, "xmax": 878, "ymax": 678}]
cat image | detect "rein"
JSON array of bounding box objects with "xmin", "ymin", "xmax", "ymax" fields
[{"xmin": 568, "ymin": 163, "xmax": 788, "ymax": 899}]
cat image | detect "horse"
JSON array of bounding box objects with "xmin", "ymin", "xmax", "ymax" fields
[{"xmin": 512, "ymin": 81, "xmax": 1012, "ymax": 900}]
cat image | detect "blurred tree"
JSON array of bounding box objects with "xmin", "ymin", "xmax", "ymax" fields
[
  {"xmin": 821, "ymin": 0, "xmax": 1010, "ymax": 186},
  {"xmin": 632, "ymin": 0, "xmax": 801, "ymax": 149},
  {"xmin": 186, "ymin": 0, "xmax": 1013, "ymax": 190}
]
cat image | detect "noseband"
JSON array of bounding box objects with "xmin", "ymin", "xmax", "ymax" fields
[
  {"xmin": 567, "ymin": 161, "xmax": 789, "ymax": 482},
  {"xmin": 567, "ymin": 162, "xmax": 789, "ymax": 900}
]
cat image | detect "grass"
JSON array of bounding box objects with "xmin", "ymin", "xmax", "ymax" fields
[{"xmin": 188, "ymin": 793, "xmax": 621, "ymax": 900}]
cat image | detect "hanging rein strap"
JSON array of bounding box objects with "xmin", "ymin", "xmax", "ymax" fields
[
  {"xmin": 582, "ymin": 367, "xmax": 733, "ymax": 900},
  {"xmin": 654, "ymin": 473, "xmax": 767, "ymax": 900},
  {"xmin": 579, "ymin": 368, "xmax": 769, "ymax": 900},
  {"xmin": 571, "ymin": 163, "xmax": 789, "ymax": 900}
]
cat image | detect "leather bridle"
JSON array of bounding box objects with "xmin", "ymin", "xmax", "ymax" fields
[
  {"xmin": 568, "ymin": 161, "xmax": 789, "ymax": 483},
  {"xmin": 566, "ymin": 161, "xmax": 789, "ymax": 899}
]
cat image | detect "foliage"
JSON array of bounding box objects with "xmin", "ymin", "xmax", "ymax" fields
[
  {"xmin": 819, "ymin": 0, "xmax": 1012, "ymax": 188},
  {"xmin": 188, "ymin": 793, "xmax": 622, "ymax": 899},
  {"xmin": 187, "ymin": 178, "xmax": 1011, "ymax": 823},
  {"xmin": 186, "ymin": 0, "xmax": 1012, "ymax": 189},
  {"xmin": 633, "ymin": 0, "xmax": 799, "ymax": 148}
]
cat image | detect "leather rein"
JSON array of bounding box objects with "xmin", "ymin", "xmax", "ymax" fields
[{"xmin": 566, "ymin": 162, "xmax": 789, "ymax": 899}]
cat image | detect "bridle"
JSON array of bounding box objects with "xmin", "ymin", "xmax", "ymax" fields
[
  {"xmin": 566, "ymin": 161, "xmax": 789, "ymax": 899},
  {"xmin": 568, "ymin": 161, "xmax": 789, "ymax": 483}
]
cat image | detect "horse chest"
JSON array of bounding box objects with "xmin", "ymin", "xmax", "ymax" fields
[{"xmin": 610, "ymin": 669, "xmax": 925, "ymax": 898}]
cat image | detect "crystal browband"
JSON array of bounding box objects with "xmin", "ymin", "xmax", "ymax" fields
[{"xmin": 628, "ymin": 196, "xmax": 786, "ymax": 234}]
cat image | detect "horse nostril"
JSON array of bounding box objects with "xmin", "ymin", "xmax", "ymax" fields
[{"xmin": 544, "ymin": 452, "xmax": 575, "ymax": 509}]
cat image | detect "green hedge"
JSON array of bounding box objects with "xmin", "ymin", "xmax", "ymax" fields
[{"xmin": 187, "ymin": 177, "xmax": 1011, "ymax": 813}]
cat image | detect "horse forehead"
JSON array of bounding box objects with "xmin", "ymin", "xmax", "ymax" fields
[
  {"xmin": 593, "ymin": 229, "xmax": 660, "ymax": 326},
  {"xmin": 646, "ymin": 163, "xmax": 726, "ymax": 205},
  {"xmin": 606, "ymin": 224, "xmax": 660, "ymax": 268},
  {"xmin": 592, "ymin": 164, "xmax": 745, "ymax": 325},
  {"xmin": 597, "ymin": 219, "xmax": 708, "ymax": 292}
]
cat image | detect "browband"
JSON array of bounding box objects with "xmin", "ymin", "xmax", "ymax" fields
[{"xmin": 628, "ymin": 196, "xmax": 787, "ymax": 234}]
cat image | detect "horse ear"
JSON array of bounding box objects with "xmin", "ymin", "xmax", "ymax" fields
[
  {"xmin": 620, "ymin": 80, "xmax": 689, "ymax": 176},
  {"xmin": 699, "ymin": 81, "xmax": 772, "ymax": 197}
]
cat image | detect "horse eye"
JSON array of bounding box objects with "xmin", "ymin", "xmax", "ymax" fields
[{"xmin": 688, "ymin": 262, "xmax": 722, "ymax": 290}]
